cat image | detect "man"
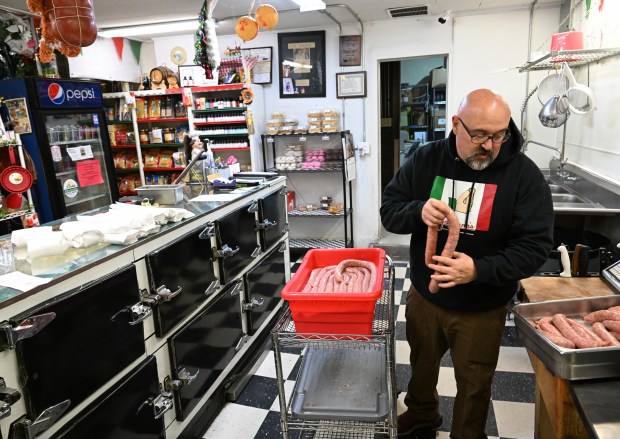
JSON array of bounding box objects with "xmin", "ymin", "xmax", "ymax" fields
[{"xmin": 380, "ymin": 89, "xmax": 553, "ymax": 438}]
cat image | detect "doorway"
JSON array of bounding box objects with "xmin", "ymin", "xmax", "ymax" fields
[
  {"xmin": 379, "ymin": 55, "xmax": 448, "ymax": 196},
  {"xmin": 378, "ymin": 55, "xmax": 447, "ymax": 244}
]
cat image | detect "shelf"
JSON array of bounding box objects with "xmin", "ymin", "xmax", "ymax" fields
[
  {"xmin": 191, "ymin": 84, "xmax": 246, "ymax": 93},
  {"xmin": 289, "ymin": 238, "xmax": 351, "ymax": 250},
  {"xmin": 0, "ymin": 208, "xmax": 33, "ymax": 222},
  {"xmin": 136, "ymin": 117, "xmax": 188, "ymax": 123},
  {"xmin": 289, "ymin": 208, "xmax": 349, "ymax": 218},
  {"xmin": 434, "ymin": 128, "xmax": 446, "ymax": 131},
  {"xmin": 111, "ymin": 144, "xmax": 136, "ymax": 149},
  {"xmin": 401, "ymin": 125, "xmax": 428, "ymax": 129},
  {"xmin": 212, "ymin": 147, "xmax": 250, "ymax": 151},
  {"xmin": 51, "ymin": 138, "xmax": 101, "ymax": 146},
  {"xmin": 268, "ymin": 168, "xmax": 343, "ymax": 174},
  {"xmin": 114, "ymin": 168, "xmax": 140, "ymax": 173},
  {"xmin": 518, "ymin": 47, "xmax": 620, "ymax": 72},
  {"xmin": 192, "ymin": 108, "xmax": 246, "ymax": 114},
  {"xmin": 140, "ymin": 143, "xmax": 182, "ymax": 148},
  {"xmin": 66, "ymin": 193, "xmax": 109, "ymax": 207},
  {"xmin": 401, "ymin": 101, "xmax": 427, "ymax": 107},
  {"xmin": 193, "ymin": 121, "xmax": 246, "ymax": 126},
  {"xmin": 196, "ymin": 133, "xmax": 248, "ymax": 138},
  {"xmin": 107, "ymin": 120, "xmax": 133, "ymax": 125},
  {"xmin": 263, "ymin": 132, "xmax": 347, "ymax": 140},
  {"xmin": 143, "ymin": 167, "xmax": 184, "ymax": 172},
  {"xmin": 432, "ymin": 101, "xmax": 446, "ymax": 105}
]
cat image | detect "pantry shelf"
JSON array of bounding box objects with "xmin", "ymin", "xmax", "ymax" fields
[{"xmin": 518, "ymin": 47, "xmax": 620, "ymax": 72}]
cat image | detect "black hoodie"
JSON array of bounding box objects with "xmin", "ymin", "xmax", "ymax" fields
[{"xmin": 380, "ymin": 119, "xmax": 554, "ymax": 312}]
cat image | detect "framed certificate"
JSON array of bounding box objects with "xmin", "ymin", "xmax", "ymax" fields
[{"xmin": 336, "ymin": 71, "xmax": 367, "ymax": 99}]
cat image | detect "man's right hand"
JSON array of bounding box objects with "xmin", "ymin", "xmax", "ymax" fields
[{"xmin": 422, "ymin": 199, "xmax": 453, "ymax": 227}]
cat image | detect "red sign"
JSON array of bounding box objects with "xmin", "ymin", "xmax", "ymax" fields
[{"xmin": 76, "ymin": 159, "xmax": 104, "ymax": 187}]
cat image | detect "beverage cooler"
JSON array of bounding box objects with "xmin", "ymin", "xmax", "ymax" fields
[{"xmin": 0, "ymin": 78, "xmax": 118, "ymax": 223}]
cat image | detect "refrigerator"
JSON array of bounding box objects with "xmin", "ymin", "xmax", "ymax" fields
[{"xmin": 0, "ymin": 78, "xmax": 118, "ymax": 223}]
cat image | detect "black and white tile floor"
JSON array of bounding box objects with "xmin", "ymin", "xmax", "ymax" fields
[{"xmin": 204, "ymin": 260, "xmax": 536, "ymax": 439}]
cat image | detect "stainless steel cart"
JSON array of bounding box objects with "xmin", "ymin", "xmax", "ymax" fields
[{"xmin": 272, "ymin": 257, "xmax": 397, "ymax": 438}]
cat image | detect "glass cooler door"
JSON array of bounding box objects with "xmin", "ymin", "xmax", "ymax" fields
[{"xmin": 44, "ymin": 111, "xmax": 115, "ymax": 216}]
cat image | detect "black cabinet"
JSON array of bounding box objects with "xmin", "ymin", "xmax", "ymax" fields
[
  {"xmin": 167, "ymin": 281, "xmax": 244, "ymax": 420},
  {"xmin": 145, "ymin": 226, "xmax": 219, "ymax": 337},
  {"xmin": 51, "ymin": 356, "xmax": 166, "ymax": 439},
  {"xmin": 11, "ymin": 265, "xmax": 145, "ymax": 421},
  {"xmin": 212, "ymin": 203, "xmax": 261, "ymax": 285},
  {"xmin": 257, "ymin": 187, "xmax": 288, "ymax": 251},
  {"xmin": 243, "ymin": 242, "xmax": 286, "ymax": 335}
]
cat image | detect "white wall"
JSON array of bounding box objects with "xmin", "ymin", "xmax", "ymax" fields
[{"xmin": 67, "ymin": 37, "xmax": 144, "ymax": 82}]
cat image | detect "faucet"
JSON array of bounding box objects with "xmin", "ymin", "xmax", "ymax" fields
[{"xmin": 522, "ymin": 122, "xmax": 573, "ymax": 181}]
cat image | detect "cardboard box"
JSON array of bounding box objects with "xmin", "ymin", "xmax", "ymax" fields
[{"xmin": 431, "ymin": 68, "xmax": 447, "ymax": 88}]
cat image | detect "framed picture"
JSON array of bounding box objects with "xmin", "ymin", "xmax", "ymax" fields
[
  {"xmin": 339, "ymin": 35, "xmax": 362, "ymax": 66},
  {"xmin": 178, "ymin": 65, "xmax": 216, "ymax": 87},
  {"xmin": 336, "ymin": 71, "xmax": 367, "ymax": 99},
  {"xmin": 5, "ymin": 98, "xmax": 32, "ymax": 134},
  {"xmin": 278, "ymin": 31, "xmax": 326, "ymax": 98},
  {"xmin": 240, "ymin": 46, "xmax": 273, "ymax": 84}
]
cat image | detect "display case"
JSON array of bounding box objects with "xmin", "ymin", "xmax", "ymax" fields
[{"xmin": 261, "ymin": 131, "xmax": 354, "ymax": 253}]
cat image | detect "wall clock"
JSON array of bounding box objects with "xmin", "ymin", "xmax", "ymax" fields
[{"xmin": 170, "ymin": 46, "xmax": 187, "ymax": 66}]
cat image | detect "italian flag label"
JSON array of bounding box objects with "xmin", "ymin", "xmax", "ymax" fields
[{"xmin": 430, "ymin": 176, "xmax": 496, "ymax": 232}]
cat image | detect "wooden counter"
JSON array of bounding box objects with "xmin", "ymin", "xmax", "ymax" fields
[{"xmin": 520, "ymin": 276, "xmax": 615, "ymax": 439}]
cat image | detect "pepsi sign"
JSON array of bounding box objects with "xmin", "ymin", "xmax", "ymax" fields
[{"xmin": 36, "ymin": 80, "xmax": 103, "ymax": 108}]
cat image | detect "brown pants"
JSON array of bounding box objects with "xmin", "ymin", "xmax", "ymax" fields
[{"xmin": 404, "ymin": 287, "xmax": 507, "ymax": 439}]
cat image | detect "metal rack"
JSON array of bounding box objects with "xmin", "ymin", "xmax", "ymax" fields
[
  {"xmin": 271, "ymin": 259, "xmax": 396, "ymax": 438},
  {"xmin": 518, "ymin": 47, "xmax": 620, "ymax": 72}
]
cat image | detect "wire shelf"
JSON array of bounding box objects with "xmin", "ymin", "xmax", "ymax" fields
[
  {"xmin": 518, "ymin": 48, "xmax": 620, "ymax": 72},
  {"xmin": 272, "ymin": 260, "xmax": 397, "ymax": 438},
  {"xmin": 289, "ymin": 208, "xmax": 349, "ymax": 218},
  {"xmin": 289, "ymin": 238, "xmax": 349, "ymax": 250}
]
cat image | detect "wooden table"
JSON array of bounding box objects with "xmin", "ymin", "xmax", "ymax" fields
[{"xmin": 519, "ymin": 276, "xmax": 615, "ymax": 439}]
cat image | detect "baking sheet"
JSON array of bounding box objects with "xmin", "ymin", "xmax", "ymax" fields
[{"xmin": 514, "ymin": 295, "xmax": 620, "ymax": 380}]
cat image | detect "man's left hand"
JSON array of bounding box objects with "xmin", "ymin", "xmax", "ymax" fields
[{"xmin": 428, "ymin": 251, "xmax": 477, "ymax": 288}]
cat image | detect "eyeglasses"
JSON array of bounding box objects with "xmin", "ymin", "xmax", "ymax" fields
[{"xmin": 456, "ymin": 117, "xmax": 511, "ymax": 145}]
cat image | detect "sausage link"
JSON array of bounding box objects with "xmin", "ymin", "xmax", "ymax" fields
[
  {"xmin": 552, "ymin": 314, "xmax": 609, "ymax": 348},
  {"xmin": 567, "ymin": 319, "xmax": 604, "ymax": 342},
  {"xmin": 592, "ymin": 322, "xmax": 620, "ymax": 346},
  {"xmin": 317, "ymin": 267, "xmax": 335, "ymax": 292},
  {"xmin": 428, "ymin": 203, "xmax": 460, "ymax": 294},
  {"xmin": 583, "ymin": 309, "xmax": 620, "ymax": 323},
  {"xmin": 303, "ymin": 267, "xmax": 323, "ymax": 292},
  {"xmin": 538, "ymin": 319, "xmax": 563, "ymax": 337},
  {"xmin": 537, "ymin": 328, "xmax": 576, "ymax": 349},
  {"xmin": 602, "ymin": 320, "xmax": 620, "ymax": 333}
]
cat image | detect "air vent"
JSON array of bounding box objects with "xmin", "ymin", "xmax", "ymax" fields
[{"xmin": 386, "ymin": 5, "xmax": 428, "ymax": 18}]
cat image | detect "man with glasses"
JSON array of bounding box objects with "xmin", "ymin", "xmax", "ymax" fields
[{"xmin": 380, "ymin": 89, "xmax": 553, "ymax": 438}]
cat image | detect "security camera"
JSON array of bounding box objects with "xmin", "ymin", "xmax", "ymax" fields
[{"xmin": 438, "ymin": 10, "xmax": 451, "ymax": 24}]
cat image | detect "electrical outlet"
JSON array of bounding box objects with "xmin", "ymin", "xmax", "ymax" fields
[{"xmin": 359, "ymin": 141, "xmax": 370, "ymax": 156}]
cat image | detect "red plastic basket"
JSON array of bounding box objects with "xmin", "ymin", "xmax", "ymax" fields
[{"xmin": 281, "ymin": 248, "xmax": 386, "ymax": 335}]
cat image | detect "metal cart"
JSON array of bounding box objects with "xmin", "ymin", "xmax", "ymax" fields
[{"xmin": 272, "ymin": 257, "xmax": 396, "ymax": 438}]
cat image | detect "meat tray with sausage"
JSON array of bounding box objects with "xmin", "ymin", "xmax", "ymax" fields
[{"xmin": 301, "ymin": 259, "xmax": 377, "ymax": 293}]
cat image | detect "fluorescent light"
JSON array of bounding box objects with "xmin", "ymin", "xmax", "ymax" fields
[
  {"xmin": 291, "ymin": 0, "xmax": 326, "ymax": 12},
  {"xmin": 98, "ymin": 20, "xmax": 197, "ymax": 38}
]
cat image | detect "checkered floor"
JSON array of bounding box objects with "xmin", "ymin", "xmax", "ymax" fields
[{"xmin": 204, "ymin": 261, "xmax": 536, "ymax": 439}]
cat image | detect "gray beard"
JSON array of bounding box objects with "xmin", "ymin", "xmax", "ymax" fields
[{"xmin": 466, "ymin": 150, "xmax": 494, "ymax": 170}]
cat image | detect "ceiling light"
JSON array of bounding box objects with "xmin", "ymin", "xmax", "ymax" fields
[
  {"xmin": 291, "ymin": 0, "xmax": 326, "ymax": 12},
  {"xmin": 98, "ymin": 20, "xmax": 197, "ymax": 38}
]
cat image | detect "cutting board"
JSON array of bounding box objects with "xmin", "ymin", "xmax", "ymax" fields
[{"xmin": 520, "ymin": 277, "xmax": 615, "ymax": 303}]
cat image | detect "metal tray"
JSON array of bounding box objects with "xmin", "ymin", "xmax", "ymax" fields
[
  {"xmin": 514, "ymin": 295, "xmax": 620, "ymax": 380},
  {"xmin": 136, "ymin": 184, "xmax": 185, "ymax": 204},
  {"xmin": 291, "ymin": 346, "xmax": 389, "ymax": 421}
]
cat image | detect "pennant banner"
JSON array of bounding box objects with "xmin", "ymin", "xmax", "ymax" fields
[{"xmin": 111, "ymin": 37, "xmax": 124, "ymax": 61}]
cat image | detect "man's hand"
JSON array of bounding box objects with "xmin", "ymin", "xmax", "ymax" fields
[
  {"xmin": 422, "ymin": 199, "xmax": 452, "ymax": 227},
  {"xmin": 428, "ymin": 251, "xmax": 477, "ymax": 288}
]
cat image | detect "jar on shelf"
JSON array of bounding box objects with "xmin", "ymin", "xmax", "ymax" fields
[
  {"xmin": 139, "ymin": 129, "xmax": 149, "ymax": 144},
  {"xmin": 163, "ymin": 128, "xmax": 175, "ymax": 143}
]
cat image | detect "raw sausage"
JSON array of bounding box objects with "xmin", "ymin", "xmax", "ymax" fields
[
  {"xmin": 592, "ymin": 322, "xmax": 620, "ymax": 346},
  {"xmin": 567, "ymin": 318, "xmax": 604, "ymax": 342},
  {"xmin": 427, "ymin": 203, "xmax": 460, "ymax": 293},
  {"xmin": 602, "ymin": 320, "xmax": 620, "ymax": 333},
  {"xmin": 551, "ymin": 314, "xmax": 610, "ymax": 348},
  {"xmin": 537, "ymin": 328, "xmax": 576, "ymax": 349},
  {"xmin": 583, "ymin": 309, "xmax": 620, "ymax": 323}
]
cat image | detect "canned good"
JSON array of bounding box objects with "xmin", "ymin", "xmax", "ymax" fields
[
  {"xmin": 163, "ymin": 128, "xmax": 174, "ymax": 143},
  {"xmin": 139, "ymin": 129, "xmax": 149, "ymax": 144}
]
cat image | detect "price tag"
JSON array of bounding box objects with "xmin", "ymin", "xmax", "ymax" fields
[
  {"xmin": 299, "ymin": 136, "xmax": 306, "ymax": 142},
  {"xmin": 321, "ymin": 135, "xmax": 330, "ymax": 141}
]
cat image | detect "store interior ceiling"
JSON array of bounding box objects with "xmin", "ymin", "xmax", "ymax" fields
[{"xmin": 2, "ymin": 0, "xmax": 562, "ymax": 41}]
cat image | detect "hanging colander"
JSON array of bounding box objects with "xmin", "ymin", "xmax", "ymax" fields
[{"xmin": 0, "ymin": 146, "xmax": 33, "ymax": 193}]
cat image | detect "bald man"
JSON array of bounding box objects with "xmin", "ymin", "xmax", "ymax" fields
[{"xmin": 381, "ymin": 89, "xmax": 553, "ymax": 438}]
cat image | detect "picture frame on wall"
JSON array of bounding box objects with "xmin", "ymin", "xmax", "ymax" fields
[
  {"xmin": 277, "ymin": 31, "xmax": 326, "ymax": 98},
  {"xmin": 336, "ymin": 71, "xmax": 367, "ymax": 99},
  {"xmin": 240, "ymin": 46, "xmax": 273, "ymax": 84},
  {"xmin": 339, "ymin": 35, "xmax": 362, "ymax": 66},
  {"xmin": 5, "ymin": 98, "xmax": 32, "ymax": 134}
]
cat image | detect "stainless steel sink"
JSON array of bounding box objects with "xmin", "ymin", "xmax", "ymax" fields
[
  {"xmin": 548, "ymin": 184, "xmax": 570, "ymax": 194},
  {"xmin": 552, "ymin": 193, "xmax": 588, "ymax": 203}
]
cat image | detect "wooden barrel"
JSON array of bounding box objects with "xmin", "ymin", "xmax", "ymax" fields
[{"xmin": 149, "ymin": 65, "xmax": 178, "ymax": 89}]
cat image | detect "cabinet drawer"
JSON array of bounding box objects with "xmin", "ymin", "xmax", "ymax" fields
[
  {"xmin": 214, "ymin": 203, "xmax": 260, "ymax": 284},
  {"xmin": 11, "ymin": 265, "xmax": 145, "ymax": 422},
  {"xmin": 51, "ymin": 356, "xmax": 165, "ymax": 439},
  {"xmin": 146, "ymin": 227, "xmax": 219, "ymax": 337},
  {"xmin": 244, "ymin": 243, "xmax": 286, "ymax": 335},
  {"xmin": 168, "ymin": 281, "xmax": 243, "ymax": 420},
  {"xmin": 257, "ymin": 188, "xmax": 288, "ymax": 251}
]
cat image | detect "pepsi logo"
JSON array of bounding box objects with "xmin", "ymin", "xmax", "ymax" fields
[{"xmin": 48, "ymin": 83, "xmax": 65, "ymax": 105}]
